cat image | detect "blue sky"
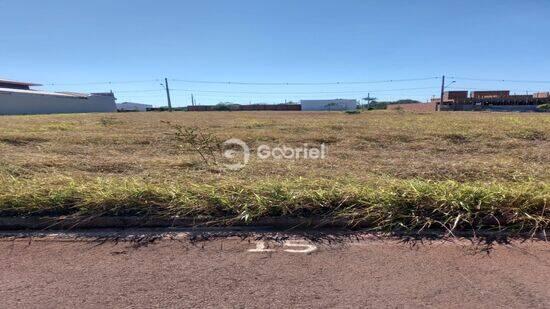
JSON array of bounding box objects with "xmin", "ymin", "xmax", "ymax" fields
[{"xmin": 1, "ymin": 0, "xmax": 549, "ymax": 106}]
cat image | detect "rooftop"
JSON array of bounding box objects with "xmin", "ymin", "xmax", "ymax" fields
[
  {"xmin": 0, "ymin": 87, "xmax": 86, "ymax": 98},
  {"xmin": 0, "ymin": 78, "xmax": 42, "ymax": 87}
]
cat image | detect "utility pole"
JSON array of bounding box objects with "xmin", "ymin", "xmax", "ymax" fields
[
  {"xmin": 164, "ymin": 77, "xmax": 173, "ymax": 112},
  {"xmin": 362, "ymin": 93, "xmax": 375, "ymax": 110},
  {"xmin": 438, "ymin": 75, "xmax": 445, "ymax": 111}
]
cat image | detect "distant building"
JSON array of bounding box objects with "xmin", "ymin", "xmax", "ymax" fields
[
  {"xmin": 508, "ymin": 94, "xmax": 533, "ymax": 100},
  {"xmin": 471, "ymin": 90, "xmax": 510, "ymax": 99},
  {"xmin": 429, "ymin": 88, "xmax": 550, "ymax": 112},
  {"xmin": 444, "ymin": 91, "xmax": 468, "ymax": 102},
  {"xmin": 300, "ymin": 99, "xmax": 357, "ymax": 111},
  {"xmin": 0, "ymin": 78, "xmax": 116, "ymax": 115},
  {"xmin": 116, "ymin": 102, "xmax": 153, "ymax": 112}
]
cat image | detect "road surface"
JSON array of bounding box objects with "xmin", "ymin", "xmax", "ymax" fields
[{"xmin": 0, "ymin": 230, "xmax": 549, "ymax": 308}]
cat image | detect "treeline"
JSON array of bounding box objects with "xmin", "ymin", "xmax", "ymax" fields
[{"xmin": 363, "ymin": 99, "xmax": 422, "ymax": 110}]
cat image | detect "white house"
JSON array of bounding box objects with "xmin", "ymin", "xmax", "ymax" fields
[
  {"xmin": 0, "ymin": 78, "xmax": 117, "ymax": 115},
  {"xmin": 116, "ymin": 102, "xmax": 153, "ymax": 112},
  {"xmin": 300, "ymin": 99, "xmax": 357, "ymax": 111}
]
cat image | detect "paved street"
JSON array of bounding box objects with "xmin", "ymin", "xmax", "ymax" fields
[{"xmin": 0, "ymin": 231, "xmax": 549, "ymax": 308}]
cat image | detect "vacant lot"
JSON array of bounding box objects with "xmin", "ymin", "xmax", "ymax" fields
[{"xmin": 0, "ymin": 111, "xmax": 548, "ymax": 232}]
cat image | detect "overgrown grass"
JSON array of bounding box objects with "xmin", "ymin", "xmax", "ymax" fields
[
  {"xmin": 0, "ymin": 177, "xmax": 547, "ymax": 234},
  {"xmin": 0, "ymin": 111, "xmax": 548, "ymax": 233}
]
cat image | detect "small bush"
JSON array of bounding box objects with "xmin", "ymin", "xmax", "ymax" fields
[
  {"xmin": 345, "ymin": 110, "xmax": 361, "ymax": 114},
  {"xmin": 537, "ymin": 103, "xmax": 550, "ymax": 112},
  {"xmin": 163, "ymin": 121, "xmax": 222, "ymax": 167}
]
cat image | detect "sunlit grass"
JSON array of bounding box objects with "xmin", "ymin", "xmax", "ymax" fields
[
  {"xmin": 0, "ymin": 110, "xmax": 548, "ymax": 232},
  {"xmin": 0, "ymin": 176, "xmax": 547, "ymax": 234}
]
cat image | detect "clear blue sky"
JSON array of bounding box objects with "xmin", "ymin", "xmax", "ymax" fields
[{"xmin": 1, "ymin": 0, "xmax": 549, "ymax": 106}]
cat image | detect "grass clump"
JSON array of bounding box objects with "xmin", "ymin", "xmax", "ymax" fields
[
  {"xmin": 344, "ymin": 110, "xmax": 361, "ymax": 114},
  {"xmin": 41, "ymin": 122, "xmax": 76, "ymax": 131},
  {"xmin": 507, "ymin": 128, "xmax": 547, "ymax": 141},
  {"xmin": 0, "ymin": 177, "xmax": 547, "ymax": 235},
  {"xmin": 0, "ymin": 135, "xmax": 47, "ymax": 146},
  {"xmin": 99, "ymin": 117, "xmax": 123, "ymax": 127}
]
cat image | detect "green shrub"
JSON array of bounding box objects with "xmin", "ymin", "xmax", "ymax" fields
[{"xmin": 537, "ymin": 103, "xmax": 550, "ymax": 112}]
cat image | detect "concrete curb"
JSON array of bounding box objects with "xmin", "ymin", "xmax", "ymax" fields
[
  {"xmin": 0, "ymin": 217, "xmax": 546, "ymax": 239},
  {"xmin": 0, "ymin": 216, "xmax": 354, "ymax": 230}
]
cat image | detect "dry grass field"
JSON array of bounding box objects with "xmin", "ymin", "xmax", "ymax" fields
[{"xmin": 0, "ymin": 110, "xmax": 548, "ymax": 233}]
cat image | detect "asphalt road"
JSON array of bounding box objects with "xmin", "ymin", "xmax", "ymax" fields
[{"xmin": 0, "ymin": 231, "xmax": 549, "ymax": 308}]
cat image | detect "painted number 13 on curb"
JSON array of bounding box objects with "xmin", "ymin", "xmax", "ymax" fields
[{"xmin": 248, "ymin": 241, "xmax": 317, "ymax": 254}]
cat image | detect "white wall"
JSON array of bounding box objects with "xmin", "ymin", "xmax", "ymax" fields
[
  {"xmin": 300, "ymin": 99, "xmax": 357, "ymax": 111},
  {"xmin": 0, "ymin": 92, "xmax": 116, "ymax": 115}
]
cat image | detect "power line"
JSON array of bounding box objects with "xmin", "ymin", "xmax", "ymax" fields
[
  {"xmin": 447, "ymin": 86, "xmax": 541, "ymax": 92},
  {"xmin": 115, "ymin": 93, "xmax": 166, "ymax": 98},
  {"xmin": 169, "ymin": 77, "xmax": 439, "ymax": 86},
  {"xmin": 38, "ymin": 76, "xmax": 550, "ymax": 87},
  {"xmin": 40, "ymin": 76, "xmax": 440, "ymax": 87},
  {"xmin": 42, "ymin": 79, "xmax": 160, "ymax": 86},
  {"xmin": 114, "ymin": 89, "xmax": 163, "ymax": 93},
  {"xmin": 168, "ymin": 86, "xmax": 439, "ymax": 95},
  {"xmin": 103, "ymin": 86, "xmax": 439, "ymax": 95},
  {"xmin": 449, "ymin": 76, "xmax": 550, "ymax": 84}
]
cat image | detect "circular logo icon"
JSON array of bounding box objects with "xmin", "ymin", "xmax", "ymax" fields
[{"xmin": 222, "ymin": 138, "xmax": 250, "ymax": 170}]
